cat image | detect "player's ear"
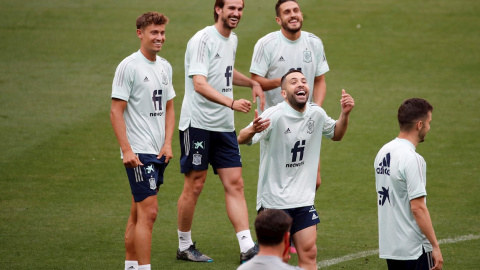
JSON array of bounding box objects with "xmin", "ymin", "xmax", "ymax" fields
[
  {"xmin": 281, "ymin": 89, "xmax": 287, "ymax": 99},
  {"xmin": 275, "ymin": 17, "xmax": 282, "ymax": 26},
  {"xmin": 136, "ymin": 29, "xmax": 143, "ymax": 39}
]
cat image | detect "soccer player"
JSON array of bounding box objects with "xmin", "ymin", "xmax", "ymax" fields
[
  {"xmin": 176, "ymin": 0, "xmax": 265, "ymax": 264},
  {"xmin": 374, "ymin": 98, "xmax": 443, "ymax": 270},
  {"xmin": 237, "ymin": 209, "xmax": 304, "ymax": 270},
  {"xmin": 237, "ymin": 70, "xmax": 354, "ymax": 270},
  {"xmin": 110, "ymin": 12, "xmax": 176, "ymax": 270},
  {"xmin": 250, "ymin": 0, "xmax": 329, "ymax": 201}
]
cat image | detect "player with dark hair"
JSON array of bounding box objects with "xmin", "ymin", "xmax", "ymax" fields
[
  {"xmin": 238, "ymin": 70, "xmax": 354, "ymax": 270},
  {"xmin": 237, "ymin": 209, "xmax": 304, "ymax": 270},
  {"xmin": 375, "ymin": 98, "xmax": 443, "ymax": 270},
  {"xmin": 111, "ymin": 12, "xmax": 175, "ymax": 270},
  {"xmin": 176, "ymin": 0, "xmax": 264, "ymax": 264}
]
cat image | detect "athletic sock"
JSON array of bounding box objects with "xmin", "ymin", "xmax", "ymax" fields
[
  {"xmin": 138, "ymin": 264, "xmax": 150, "ymax": 270},
  {"xmin": 178, "ymin": 230, "xmax": 194, "ymax": 251},
  {"xmin": 236, "ymin": 229, "xmax": 255, "ymax": 253},
  {"xmin": 125, "ymin": 260, "xmax": 138, "ymax": 270}
]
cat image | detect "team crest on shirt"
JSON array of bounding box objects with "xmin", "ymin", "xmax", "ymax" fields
[
  {"xmin": 192, "ymin": 153, "xmax": 202, "ymax": 165},
  {"xmin": 303, "ymin": 50, "xmax": 312, "ymax": 63},
  {"xmin": 307, "ymin": 119, "xmax": 315, "ymax": 134},
  {"xmin": 149, "ymin": 177, "xmax": 156, "ymax": 190},
  {"xmin": 161, "ymin": 71, "xmax": 168, "ymax": 85}
]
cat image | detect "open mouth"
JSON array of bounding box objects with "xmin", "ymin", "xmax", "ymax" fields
[{"xmin": 296, "ymin": 90, "xmax": 306, "ymax": 96}]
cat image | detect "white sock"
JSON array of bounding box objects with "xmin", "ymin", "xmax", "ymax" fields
[
  {"xmin": 138, "ymin": 265, "xmax": 150, "ymax": 270},
  {"xmin": 237, "ymin": 229, "xmax": 255, "ymax": 253},
  {"xmin": 178, "ymin": 230, "xmax": 193, "ymax": 251},
  {"xmin": 125, "ymin": 260, "xmax": 138, "ymax": 270}
]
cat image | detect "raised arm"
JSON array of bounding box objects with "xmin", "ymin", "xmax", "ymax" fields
[
  {"xmin": 332, "ymin": 89, "xmax": 355, "ymax": 141},
  {"xmin": 237, "ymin": 109, "xmax": 270, "ymax": 144}
]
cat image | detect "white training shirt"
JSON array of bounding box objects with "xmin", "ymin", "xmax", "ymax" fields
[
  {"xmin": 112, "ymin": 50, "xmax": 176, "ymax": 155},
  {"xmin": 374, "ymin": 138, "xmax": 433, "ymax": 260},
  {"xmin": 248, "ymin": 102, "xmax": 336, "ymax": 210},
  {"xmin": 179, "ymin": 25, "xmax": 237, "ymax": 132},
  {"xmin": 250, "ymin": 30, "xmax": 329, "ymax": 111}
]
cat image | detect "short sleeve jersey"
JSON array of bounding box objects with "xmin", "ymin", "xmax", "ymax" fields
[
  {"xmin": 112, "ymin": 50, "xmax": 176, "ymax": 155},
  {"xmin": 374, "ymin": 138, "xmax": 433, "ymax": 260},
  {"xmin": 248, "ymin": 102, "xmax": 336, "ymax": 210},
  {"xmin": 179, "ymin": 26, "xmax": 237, "ymax": 132},
  {"xmin": 250, "ymin": 31, "xmax": 329, "ymax": 111},
  {"xmin": 237, "ymin": 255, "xmax": 304, "ymax": 270}
]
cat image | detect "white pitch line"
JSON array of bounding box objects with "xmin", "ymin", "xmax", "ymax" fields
[{"xmin": 317, "ymin": 234, "xmax": 480, "ymax": 269}]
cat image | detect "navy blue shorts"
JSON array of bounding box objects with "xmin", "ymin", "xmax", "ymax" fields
[
  {"xmin": 179, "ymin": 127, "xmax": 242, "ymax": 174},
  {"xmin": 386, "ymin": 248, "xmax": 434, "ymax": 270},
  {"xmin": 259, "ymin": 206, "xmax": 320, "ymax": 235},
  {"xmin": 125, "ymin": 154, "xmax": 168, "ymax": 202}
]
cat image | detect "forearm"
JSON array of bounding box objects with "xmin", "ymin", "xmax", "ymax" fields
[
  {"xmin": 164, "ymin": 99, "xmax": 175, "ymax": 147},
  {"xmin": 251, "ymin": 73, "xmax": 281, "ymax": 91},
  {"xmin": 193, "ymin": 75, "xmax": 232, "ymax": 107},
  {"xmin": 332, "ymin": 111, "xmax": 350, "ymax": 141},
  {"xmin": 237, "ymin": 126, "xmax": 256, "ymax": 145},
  {"xmin": 411, "ymin": 199, "xmax": 440, "ymax": 248},
  {"xmin": 233, "ymin": 69, "xmax": 258, "ymax": 87}
]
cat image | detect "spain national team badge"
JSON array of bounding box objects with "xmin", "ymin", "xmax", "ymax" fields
[
  {"xmin": 307, "ymin": 119, "xmax": 315, "ymax": 134},
  {"xmin": 162, "ymin": 71, "xmax": 168, "ymax": 85},
  {"xmin": 303, "ymin": 50, "xmax": 312, "ymax": 63},
  {"xmin": 149, "ymin": 178, "xmax": 156, "ymax": 190},
  {"xmin": 192, "ymin": 153, "xmax": 202, "ymax": 166}
]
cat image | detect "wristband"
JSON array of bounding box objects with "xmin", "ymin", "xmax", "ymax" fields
[{"xmin": 230, "ymin": 100, "xmax": 235, "ymax": 110}]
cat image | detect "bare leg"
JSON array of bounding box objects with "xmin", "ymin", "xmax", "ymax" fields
[
  {"xmin": 134, "ymin": 195, "xmax": 158, "ymax": 265},
  {"xmin": 125, "ymin": 197, "xmax": 137, "ymax": 261},
  {"xmin": 217, "ymin": 167, "xmax": 250, "ymax": 232},
  {"xmin": 177, "ymin": 170, "xmax": 208, "ymax": 231},
  {"xmin": 292, "ymin": 226, "xmax": 317, "ymax": 270}
]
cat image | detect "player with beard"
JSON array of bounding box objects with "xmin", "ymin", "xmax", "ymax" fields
[
  {"xmin": 176, "ymin": 0, "xmax": 265, "ymax": 264},
  {"xmin": 238, "ymin": 70, "xmax": 354, "ymax": 270},
  {"xmin": 374, "ymin": 98, "xmax": 443, "ymax": 270},
  {"xmin": 250, "ymin": 1, "xmax": 329, "ymax": 214}
]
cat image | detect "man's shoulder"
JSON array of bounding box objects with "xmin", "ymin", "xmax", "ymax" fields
[{"xmin": 256, "ymin": 31, "xmax": 280, "ymax": 46}]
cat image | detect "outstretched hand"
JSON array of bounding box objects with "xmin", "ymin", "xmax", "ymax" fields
[{"xmin": 252, "ymin": 109, "xmax": 270, "ymax": 133}]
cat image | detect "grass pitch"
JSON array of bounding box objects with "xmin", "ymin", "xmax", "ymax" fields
[{"xmin": 0, "ymin": 0, "xmax": 479, "ymax": 269}]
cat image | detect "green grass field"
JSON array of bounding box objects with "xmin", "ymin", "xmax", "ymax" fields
[{"xmin": 1, "ymin": 0, "xmax": 479, "ymax": 269}]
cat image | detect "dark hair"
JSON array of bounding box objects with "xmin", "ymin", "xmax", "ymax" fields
[
  {"xmin": 136, "ymin": 12, "xmax": 168, "ymax": 30},
  {"xmin": 214, "ymin": 0, "xmax": 244, "ymax": 22},
  {"xmin": 275, "ymin": 0, "xmax": 298, "ymax": 16},
  {"xmin": 280, "ymin": 69, "xmax": 304, "ymax": 90},
  {"xmin": 255, "ymin": 209, "xmax": 292, "ymax": 246},
  {"xmin": 397, "ymin": 98, "xmax": 433, "ymax": 131}
]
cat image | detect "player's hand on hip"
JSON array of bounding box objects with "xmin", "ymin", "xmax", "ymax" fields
[
  {"xmin": 232, "ymin": 98, "xmax": 252, "ymax": 113},
  {"xmin": 123, "ymin": 150, "xmax": 143, "ymax": 168},
  {"xmin": 340, "ymin": 89, "xmax": 355, "ymax": 113}
]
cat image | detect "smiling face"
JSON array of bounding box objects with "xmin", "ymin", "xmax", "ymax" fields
[
  {"xmin": 281, "ymin": 70, "xmax": 309, "ymax": 112},
  {"xmin": 137, "ymin": 23, "xmax": 166, "ymax": 60},
  {"xmin": 216, "ymin": 0, "xmax": 244, "ymax": 30},
  {"xmin": 276, "ymin": 1, "xmax": 303, "ymax": 34}
]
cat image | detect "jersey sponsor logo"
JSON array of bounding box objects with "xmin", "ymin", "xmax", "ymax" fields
[
  {"xmin": 378, "ymin": 187, "xmax": 390, "ymax": 206},
  {"xmin": 192, "ymin": 153, "xmax": 202, "ymax": 165},
  {"xmin": 278, "ymin": 56, "xmax": 285, "ymax": 62},
  {"xmin": 145, "ymin": 164, "xmax": 155, "ymax": 174},
  {"xmin": 286, "ymin": 140, "xmax": 306, "ymax": 168},
  {"xmin": 150, "ymin": 89, "xmax": 164, "ymax": 117},
  {"xmin": 376, "ymin": 153, "xmax": 390, "ymax": 175},
  {"xmin": 225, "ymin": 66, "xmax": 232, "ymax": 87},
  {"xmin": 307, "ymin": 119, "xmax": 315, "ymax": 134},
  {"xmin": 193, "ymin": 141, "xmax": 205, "ymax": 149},
  {"xmin": 303, "ymin": 51, "xmax": 312, "ymax": 63}
]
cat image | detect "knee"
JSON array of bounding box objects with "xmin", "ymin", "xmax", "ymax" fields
[{"xmin": 303, "ymin": 244, "xmax": 317, "ymax": 261}]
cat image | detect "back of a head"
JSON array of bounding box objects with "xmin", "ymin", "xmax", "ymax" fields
[
  {"xmin": 255, "ymin": 209, "xmax": 292, "ymax": 246},
  {"xmin": 397, "ymin": 98, "xmax": 433, "ymax": 131}
]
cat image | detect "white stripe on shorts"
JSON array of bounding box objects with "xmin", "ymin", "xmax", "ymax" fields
[{"xmin": 184, "ymin": 128, "xmax": 190, "ymax": 156}]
